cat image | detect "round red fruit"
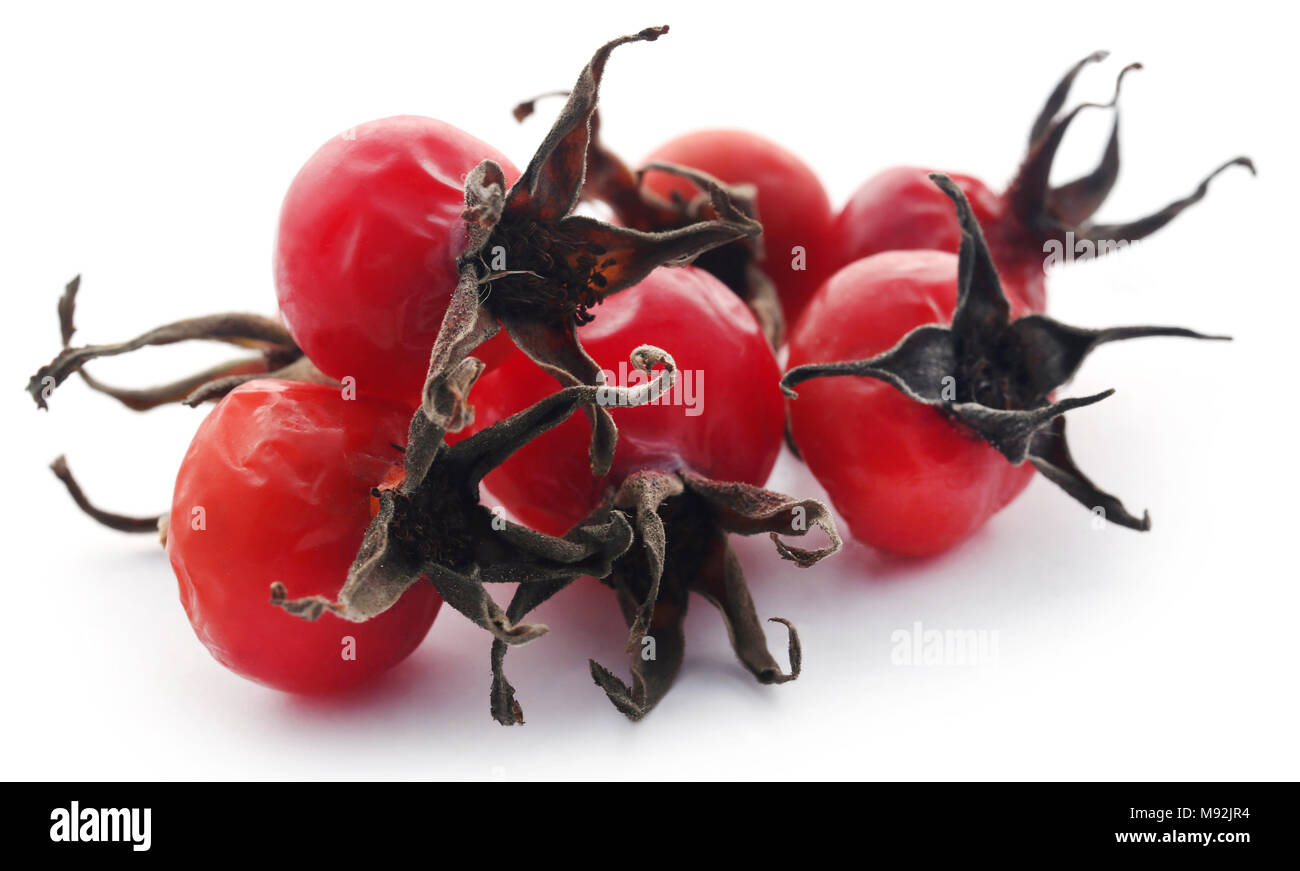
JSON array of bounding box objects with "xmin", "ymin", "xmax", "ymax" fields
[
  {"xmin": 274, "ymin": 116, "xmax": 519, "ymax": 405},
  {"xmin": 787, "ymin": 252, "xmax": 1036, "ymax": 556},
  {"xmin": 167, "ymin": 379, "xmax": 441, "ymax": 693}
]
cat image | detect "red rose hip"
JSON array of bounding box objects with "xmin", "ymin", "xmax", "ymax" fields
[
  {"xmin": 167, "ymin": 379, "xmax": 441, "ymax": 693},
  {"xmin": 785, "ymin": 175, "xmax": 1227, "ymax": 557},
  {"xmin": 274, "ymin": 115, "xmax": 520, "ymax": 404}
]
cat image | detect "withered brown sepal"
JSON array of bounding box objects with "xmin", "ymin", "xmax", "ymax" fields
[
  {"xmin": 1008, "ymin": 51, "xmax": 1254, "ymax": 253},
  {"xmin": 512, "ymin": 95, "xmax": 785, "ymax": 348}
]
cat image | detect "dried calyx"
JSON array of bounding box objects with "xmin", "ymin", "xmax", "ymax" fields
[
  {"xmin": 1006, "ymin": 50, "xmax": 1254, "ymax": 251},
  {"xmin": 273, "ymin": 339, "xmax": 840, "ymax": 724},
  {"xmin": 782, "ymin": 173, "xmax": 1228, "ymax": 530},
  {"xmin": 27, "ymin": 275, "xmax": 324, "ymax": 412},
  {"xmin": 48, "ymin": 454, "xmax": 165, "ymax": 537},
  {"xmin": 275, "ymin": 347, "xmax": 677, "ymax": 724},
  {"xmin": 581, "ymin": 470, "xmax": 840, "ymax": 721},
  {"xmin": 485, "ymin": 464, "xmax": 842, "ymax": 723},
  {"xmin": 513, "ymin": 96, "xmax": 784, "ymax": 347},
  {"xmin": 425, "ymin": 26, "xmax": 761, "ymax": 478},
  {"xmin": 29, "ymin": 277, "xmax": 322, "ymax": 540}
]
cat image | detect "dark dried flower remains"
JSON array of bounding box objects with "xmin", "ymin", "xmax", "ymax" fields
[
  {"xmin": 275, "ymin": 347, "xmax": 679, "ymax": 723},
  {"xmin": 422, "ymin": 26, "xmax": 761, "ymax": 480},
  {"xmin": 1009, "ymin": 50, "xmax": 1254, "ymax": 252},
  {"xmin": 27, "ymin": 275, "xmax": 322, "ymax": 412},
  {"xmin": 512, "ymin": 95, "xmax": 785, "ymax": 347},
  {"xmin": 782, "ymin": 173, "xmax": 1228, "ymax": 530},
  {"xmin": 483, "ymin": 462, "xmax": 841, "ymax": 724},
  {"xmin": 583, "ymin": 470, "xmax": 840, "ymax": 721}
]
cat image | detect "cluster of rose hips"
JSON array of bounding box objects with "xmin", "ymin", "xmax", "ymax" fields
[{"xmin": 29, "ymin": 28, "xmax": 1250, "ymax": 723}]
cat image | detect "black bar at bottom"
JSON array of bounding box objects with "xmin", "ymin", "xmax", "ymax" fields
[{"xmin": 3, "ymin": 783, "xmax": 1286, "ymax": 858}]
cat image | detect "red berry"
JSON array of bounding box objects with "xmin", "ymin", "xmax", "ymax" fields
[
  {"xmin": 787, "ymin": 251, "xmax": 1036, "ymax": 555},
  {"xmin": 274, "ymin": 116, "xmax": 520, "ymax": 405},
  {"xmin": 464, "ymin": 266, "xmax": 785, "ymax": 534},
  {"xmin": 167, "ymin": 379, "xmax": 441, "ymax": 693},
  {"xmin": 642, "ymin": 130, "xmax": 835, "ymax": 327},
  {"xmin": 829, "ymin": 54, "xmax": 1252, "ymax": 312}
]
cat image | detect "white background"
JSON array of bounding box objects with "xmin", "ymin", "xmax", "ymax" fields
[{"xmin": 2, "ymin": 0, "xmax": 1295, "ymax": 780}]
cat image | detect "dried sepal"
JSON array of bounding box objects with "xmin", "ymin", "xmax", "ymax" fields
[
  {"xmin": 639, "ymin": 161, "xmax": 784, "ymax": 346},
  {"xmin": 419, "ymin": 28, "xmax": 760, "ymax": 487},
  {"xmin": 1026, "ymin": 50, "xmax": 1111, "ymax": 147},
  {"xmin": 500, "ymin": 315, "xmax": 617, "ymax": 476},
  {"xmin": 1028, "ymin": 416, "xmax": 1151, "ymax": 531},
  {"xmin": 783, "ymin": 173, "xmax": 1227, "ymax": 528},
  {"xmin": 277, "ymin": 346, "xmax": 675, "ymax": 622},
  {"xmin": 740, "ymin": 258, "xmax": 785, "ymax": 349},
  {"xmin": 275, "ymin": 346, "xmax": 676, "ymax": 724},
  {"xmin": 781, "ymin": 329, "xmax": 1115, "ymax": 465},
  {"xmin": 698, "ymin": 541, "xmax": 802, "ymax": 685},
  {"xmin": 31, "ymin": 278, "xmax": 314, "ymax": 537},
  {"xmin": 680, "ymin": 470, "xmax": 842, "ymax": 567},
  {"xmin": 1079, "ymin": 156, "xmax": 1256, "ymax": 243},
  {"xmin": 945, "ymin": 392, "xmax": 1114, "ymax": 465},
  {"xmin": 488, "ymin": 498, "xmax": 632, "ymax": 725},
  {"xmin": 583, "ymin": 469, "xmax": 840, "ymax": 721},
  {"xmin": 28, "ymin": 275, "xmax": 313, "ymax": 410},
  {"xmin": 421, "ymin": 269, "xmax": 502, "ymax": 432},
  {"xmin": 612, "ymin": 471, "xmax": 686, "ymax": 646},
  {"xmin": 512, "ymin": 99, "xmax": 676, "ymax": 230},
  {"xmin": 1009, "ymin": 54, "xmax": 1254, "ymax": 248},
  {"xmin": 1009, "ymin": 317, "xmax": 1228, "ymax": 400},
  {"xmin": 509, "ymin": 27, "xmax": 664, "ymax": 216},
  {"xmin": 513, "ymin": 97, "xmax": 783, "ymax": 347},
  {"xmin": 48, "ymin": 455, "xmax": 164, "ymax": 535},
  {"xmin": 589, "ymin": 584, "xmax": 686, "ymax": 721},
  {"xmin": 422, "ymin": 354, "xmax": 487, "ymax": 437}
]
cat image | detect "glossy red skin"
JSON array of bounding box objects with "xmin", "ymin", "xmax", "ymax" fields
[
  {"xmin": 275, "ymin": 116, "xmax": 519, "ymax": 406},
  {"xmin": 831, "ymin": 166, "xmax": 1047, "ymax": 312},
  {"xmin": 460, "ymin": 267, "xmax": 785, "ymax": 536},
  {"xmin": 642, "ymin": 129, "xmax": 835, "ymax": 328},
  {"xmin": 167, "ymin": 380, "xmax": 441, "ymax": 693},
  {"xmin": 787, "ymin": 251, "xmax": 1036, "ymax": 557}
]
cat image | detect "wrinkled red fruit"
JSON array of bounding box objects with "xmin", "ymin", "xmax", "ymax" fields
[
  {"xmin": 275, "ymin": 116, "xmax": 520, "ymax": 404},
  {"xmin": 168, "ymin": 380, "xmax": 441, "ymax": 692}
]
